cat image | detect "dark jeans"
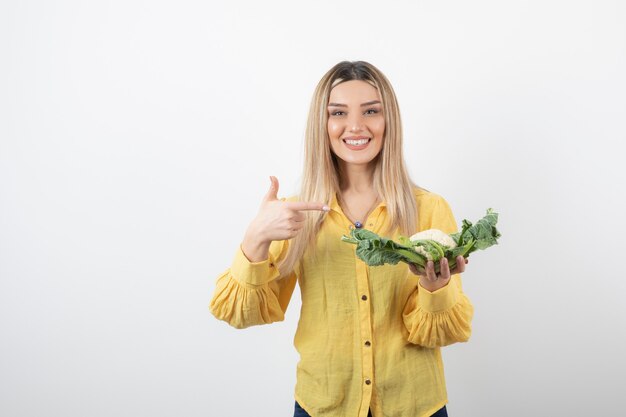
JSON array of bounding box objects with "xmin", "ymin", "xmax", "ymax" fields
[{"xmin": 294, "ymin": 401, "xmax": 448, "ymax": 417}]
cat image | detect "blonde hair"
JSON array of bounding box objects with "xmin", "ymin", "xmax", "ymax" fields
[{"xmin": 278, "ymin": 61, "xmax": 420, "ymax": 279}]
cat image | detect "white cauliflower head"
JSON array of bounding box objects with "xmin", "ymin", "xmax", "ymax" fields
[{"xmin": 409, "ymin": 229, "xmax": 457, "ymax": 248}]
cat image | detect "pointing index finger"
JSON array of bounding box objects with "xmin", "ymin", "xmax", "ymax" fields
[{"xmin": 287, "ymin": 201, "xmax": 330, "ymax": 212}]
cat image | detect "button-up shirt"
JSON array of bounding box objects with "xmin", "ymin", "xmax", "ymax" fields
[{"xmin": 210, "ymin": 188, "xmax": 474, "ymax": 417}]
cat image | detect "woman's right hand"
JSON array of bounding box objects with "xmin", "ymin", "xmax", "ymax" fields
[{"xmin": 241, "ymin": 176, "xmax": 329, "ymax": 261}]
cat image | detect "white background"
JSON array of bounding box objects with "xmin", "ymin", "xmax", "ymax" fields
[{"xmin": 1, "ymin": 1, "xmax": 625, "ymax": 416}]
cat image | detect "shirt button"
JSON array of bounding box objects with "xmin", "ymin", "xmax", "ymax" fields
[
  {"xmin": 365, "ymin": 341, "xmax": 371, "ymax": 347},
  {"xmin": 361, "ymin": 295, "xmax": 367, "ymax": 301},
  {"xmin": 365, "ymin": 379, "xmax": 371, "ymax": 385}
]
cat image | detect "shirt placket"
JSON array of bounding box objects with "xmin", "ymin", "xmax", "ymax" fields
[
  {"xmin": 355, "ymin": 247, "xmax": 374, "ymax": 417},
  {"xmin": 354, "ymin": 207, "xmax": 383, "ymax": 417}
]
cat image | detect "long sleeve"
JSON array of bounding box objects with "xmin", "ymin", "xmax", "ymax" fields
[
  {"xmin": 402, "ymin": 194, "xmax": 474, "ymax": 348},
  {"xmin": 402, "ymin": 274, "xmax": 473, "ymax": 347},
  {"xmin": 209, "ymin": 238, "xmax": 297, "ymax": 329}
]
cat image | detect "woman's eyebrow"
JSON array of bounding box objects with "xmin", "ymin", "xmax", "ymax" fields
[{"xmin": 327, "ymin": 100, "xmax": 381, "ymax": 107}]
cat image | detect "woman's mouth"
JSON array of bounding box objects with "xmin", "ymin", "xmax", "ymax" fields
[{"xmin": 342, "ymin": 137, "xmax": 371, "ymax": 150}]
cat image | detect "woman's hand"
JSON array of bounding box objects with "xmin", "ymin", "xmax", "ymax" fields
[
  {"xmin": 242, "ymin": 176, "xmax": 329, "ymax": 261},
  {"xmin": 408, "ymin": 256, "xmax": 468, "ymax": 292}
]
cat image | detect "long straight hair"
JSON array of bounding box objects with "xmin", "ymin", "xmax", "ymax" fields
[{"xmin": 277, "ymin": 61, "xmax": 419, "ymax": 279}]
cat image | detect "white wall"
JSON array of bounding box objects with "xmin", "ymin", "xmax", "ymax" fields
[{"xmin": 1, "ymin": 1, "xmax": 625, "ymax": 416}]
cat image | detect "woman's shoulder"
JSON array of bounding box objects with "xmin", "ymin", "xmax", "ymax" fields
[
  {"xmin": 412, "ymin": 186, "xmax": 457, "ymax": 232},
  {"xmin": 412, "ymin": 186, "xmax": 450, "ymax": 209}
]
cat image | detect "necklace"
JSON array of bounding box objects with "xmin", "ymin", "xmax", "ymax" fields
[{"xmin": 338, "ymin": 194, "xmax": 380, "ymax": 229}]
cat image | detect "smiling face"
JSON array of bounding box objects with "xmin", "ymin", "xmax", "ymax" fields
[{"xmin": 327, "ymin": 80, "xmax": 385, "ymax": 168}]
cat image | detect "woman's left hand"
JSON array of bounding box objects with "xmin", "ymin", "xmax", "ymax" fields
[{"xmin": 408, "ymin": 256, "xmax": 468, "ymax": 292}]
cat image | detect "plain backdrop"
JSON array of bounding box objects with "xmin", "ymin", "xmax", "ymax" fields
[{"xmin": 1, "ymin": 1, "xmax": 625, "ymax": 416}]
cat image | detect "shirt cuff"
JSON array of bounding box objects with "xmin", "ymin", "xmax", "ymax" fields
[
  {"xmin": 417, "ymin": 276, "xmax": 460, "ymax": 313},
  {"xmin": 230, "ymin": 244, "xmax": 280, "ymax": 287}
]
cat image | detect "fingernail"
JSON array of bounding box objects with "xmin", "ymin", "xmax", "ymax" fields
[{"xmin": 322, "ymin": 205, "xmax": 330, "ymax": 212}]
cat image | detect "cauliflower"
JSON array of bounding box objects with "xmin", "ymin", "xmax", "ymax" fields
[
  {"xmin": 341, "ymin": 208, "xmax": 500, "ymax": 273},
  {"xmin": 408, "ymin": 229, "xmax": 457, "ymax": 261},
  {"xmin": 409, "ymin": 229, "xmax": 457, "ymax": 248}
]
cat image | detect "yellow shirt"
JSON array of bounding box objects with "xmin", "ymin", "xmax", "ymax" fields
[{"xmin": 210, "ymin": 188, "xmax": 474, "ymax": 417}]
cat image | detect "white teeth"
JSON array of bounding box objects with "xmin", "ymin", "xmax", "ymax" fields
[{"xmin": 345, "ymin": 139, "xmax": 369, "ymax": 146}]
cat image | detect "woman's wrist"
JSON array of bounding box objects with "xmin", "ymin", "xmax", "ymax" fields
[
  {"xmin": 419, "ymin": 278, "xmax": 450, "ymax": 293},
  {"xmin": 241, "ymin": 228, "xmax": 272, "ymax": 262}
]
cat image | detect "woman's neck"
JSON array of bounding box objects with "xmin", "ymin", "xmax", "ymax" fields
[{"xmin": 337, "ymin": 161, "xmax": 376, "ymax": 195}]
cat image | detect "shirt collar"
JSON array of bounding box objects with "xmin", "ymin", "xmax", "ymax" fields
[{"xmin": 329, "ymin": 192, "xmax": 387, "ymax": 213}]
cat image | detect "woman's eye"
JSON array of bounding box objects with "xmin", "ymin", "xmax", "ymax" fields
[{"xmin": 329, "ymin": 109, "xmax": 379, "ymax": 116}]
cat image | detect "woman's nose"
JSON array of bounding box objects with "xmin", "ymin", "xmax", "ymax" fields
[{"xmin": 348, "ymin": 114, "xmax": 364, "ymax": 132}]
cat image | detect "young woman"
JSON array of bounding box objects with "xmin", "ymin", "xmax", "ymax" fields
[{"xmin": 210, "ymin": 61, "xmax": 474, "ymax": 417}]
